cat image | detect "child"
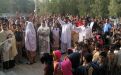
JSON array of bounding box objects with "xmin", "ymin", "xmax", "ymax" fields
[{"xmin": 40, "ymin": 53, "xmax": 54, "ymax": 75}]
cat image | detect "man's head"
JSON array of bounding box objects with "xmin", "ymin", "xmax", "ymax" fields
[
  {"xmin": 105, "ymin": 19, "xmax": 110, "ymax": 23},
  {"xmin": 64, "ymin": 17, "xmax": 69, "ymax": 24},
  {"xmin": 99, "ymin": 51, "xmax": 107, "ymax": 63},
  {"xmin": 82, "ymin": 19, "xmax": 86, "ymax": 26},
  {"xmin": 2, "ymin": 23, "xmax": 8, "ymax": 31},
  {"xmin": 83, "ymin": 53, "xmax": 93, "ymax": 63}
]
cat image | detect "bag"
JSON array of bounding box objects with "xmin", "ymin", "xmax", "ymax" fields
[{"xmin": 54, "ymin": 62, "xmax": 63, "ymax": 75}]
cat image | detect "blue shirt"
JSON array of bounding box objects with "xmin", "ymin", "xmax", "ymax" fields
[{"xmin": 103, "ymin": 23, "xmax": 112, "ymax": 33}]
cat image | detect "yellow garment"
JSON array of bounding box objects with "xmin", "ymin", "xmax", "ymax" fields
[{"xmin": 0, "ymin": 30, "xmax": 18, "ymax": 62}]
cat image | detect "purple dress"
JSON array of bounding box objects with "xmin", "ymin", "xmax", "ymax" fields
[{"xmin": 25, "ymin": 22, "xmax": 36, "ymax": 51}]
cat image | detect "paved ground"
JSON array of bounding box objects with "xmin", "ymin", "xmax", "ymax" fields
[
  {"xmin": 0, "ymin": 53, "xmax": 66, "ymax": 75},
  {"xmin": 0, "ymin": 62, "xmax": 44, "ymax": 75}
]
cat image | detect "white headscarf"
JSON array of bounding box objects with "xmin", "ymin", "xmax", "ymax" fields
[{"xmin": 25, "ymin": 21, "xmax": 36, "ymax": 35}]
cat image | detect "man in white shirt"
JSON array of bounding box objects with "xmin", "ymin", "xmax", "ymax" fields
[{"xmin": 58, "ymin": 17, "xmax": 73, "ymax": 53}]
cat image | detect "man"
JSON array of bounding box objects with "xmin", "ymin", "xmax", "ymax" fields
[
  {"xmin": 38, "ymin": 20, "xmax": 50, "ymax": 55},
  {"xmin": 74, "ymin": 19, "xmax": 93, "ymax": 42},
  {"xmin": 103, "ymin": 19, "xmax": 112, "ymax": 35},
  {"xmin": 58, "ymin": 17, "xmax": 73, "ymax": 53},
  {"xmin": 0, "ymin": 19, "xmax": 17, "ymax": 69}
]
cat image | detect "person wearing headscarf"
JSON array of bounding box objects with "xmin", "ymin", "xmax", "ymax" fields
[
  {"xmin": 25, "ymin": 16, "xmax": 36, "ymax": 64},
  {"xmin": 0, "ymin": 19, "xmax": 17, "ymax": 69},
  {"xmin": 53, "ymin": 50, "xmax": 62, "ymax": 75},
  {"xmin": 38, "ymin": 20, "xmax": 50, "ymax": 56},
  {"xmin": 51, "ymin": 20, "xmax": 61, "ymax": 50},
  {"xmin": 61, "ymin": 56, "xmax": 73, "ymax": 75}
]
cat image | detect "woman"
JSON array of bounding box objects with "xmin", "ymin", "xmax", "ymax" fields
[
  {"xmin": 25, "ymin": 21, "xmax": 36, "ymax": 64},
  {"xmin": 38, "ymin": 20, "xmax": 50, "ymax": 55},
  {"xmin": 53, "ymin": 50, "xmax": 62, "ymax": 75},
  {"xmin": 51, "ymin": 21, "xmax": 60, "ymax": 50}
]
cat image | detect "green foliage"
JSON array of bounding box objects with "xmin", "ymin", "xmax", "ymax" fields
[
  {"xmin": 0, "ymin": 0, "xmax": 121, "ymax": 17},
  {"xmin": 0, "ymin": 0, "xmax": 34, "ymax": 13}
]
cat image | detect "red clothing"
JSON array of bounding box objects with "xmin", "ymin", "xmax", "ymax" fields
[{"xmin": 75, "ymin": 21, "xmax": 83, "ymax": 27}]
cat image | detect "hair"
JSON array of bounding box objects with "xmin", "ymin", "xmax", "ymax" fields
[
  {"xmin": 67, "ymin": 48, "xmax": 73, "ymax": 55},
  {"xmin": 99, "ymin": 51, "xmax": 107, "ymax": 58},
  {"xmin": 84, "ymin": 53, "xmax": 93, "ymax": 63},
  {"xmin": 40, "ymin": 53, "xmax": 53, "ymax": 64}
]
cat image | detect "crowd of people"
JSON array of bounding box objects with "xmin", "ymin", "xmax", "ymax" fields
[{"xmin": 0, "ymin": 13, "xmax": 121, "ymax": 75}]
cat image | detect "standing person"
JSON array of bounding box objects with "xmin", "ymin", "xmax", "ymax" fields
[
  {"xmin": 107, "ymin": 50, "xmax": 117, "ymax": 75},
  {"xmin": 74, "ymin": 19, "xmax": 93, "ymax": 42},
  {"xmin": 68, "ymin": 52, "xmax": 81, "ymax": 75},
  {"xmin": 103, "ymin": 19, "xmax": 112, "ymax": 36},
  {"xmin": 0, "ymin": 19, "xmax": 17, "ymax": 69},
  {"xmin": 40, "ymin": 53, "xmax": 54, "ymax": 75},
  {"xmin": 14, "ymin": 24, "xmax": 23, "ymax": 63},
  {"xmin": 53, "ymin": 50, "xmax": 62, "ymax": 75},
  {"xmin": 25, "ymin": 16, "xmax": 36, "ymax": 64},
  {"xmin": 98, "ymin": 51, "xmax": 108, "ymax": 75},
  {"xmin": 58, "ymin": 17, "xmax": 73, "ymax": 53},
  {"xmin": 92, "ymin": 44, "xmax": 100, "ymax": 62},
  {"xmin": 51, "ymin": 20, "xmax": 61, "ymax": 50},
  {"xmin": 38, "ymin": 20, "xmax": 50, "ymax": 55}
]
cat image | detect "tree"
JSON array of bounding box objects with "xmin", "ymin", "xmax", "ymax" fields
[{"xmin": 0, "ymin": 0, "xmax": 35, "ymax": 13}]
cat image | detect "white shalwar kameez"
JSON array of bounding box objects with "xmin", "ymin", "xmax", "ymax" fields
[
  {"xmin": 58, "ymin": 18, "xmax": 73, "ymax": 52},
  {"xmin": 74, "ymin": 25, "xmax": 93, "ymax": 42}
]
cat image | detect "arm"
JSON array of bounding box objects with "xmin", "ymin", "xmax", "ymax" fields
[
  {"xmin": 73, "ymin": 26, "xmax": 82, "ymax": 33},
  {"xmin": 57, "ymin": 17, "xmax": 65, "ymax": 25}
]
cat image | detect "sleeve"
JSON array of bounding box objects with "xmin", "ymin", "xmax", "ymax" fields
[
  {"xmin": 58, "ymin": 18, "xmax": 65, "ymax": 25},
  {"xmin": 73, "ymin": 26, "xmax": 82, "ymax": 33}
]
